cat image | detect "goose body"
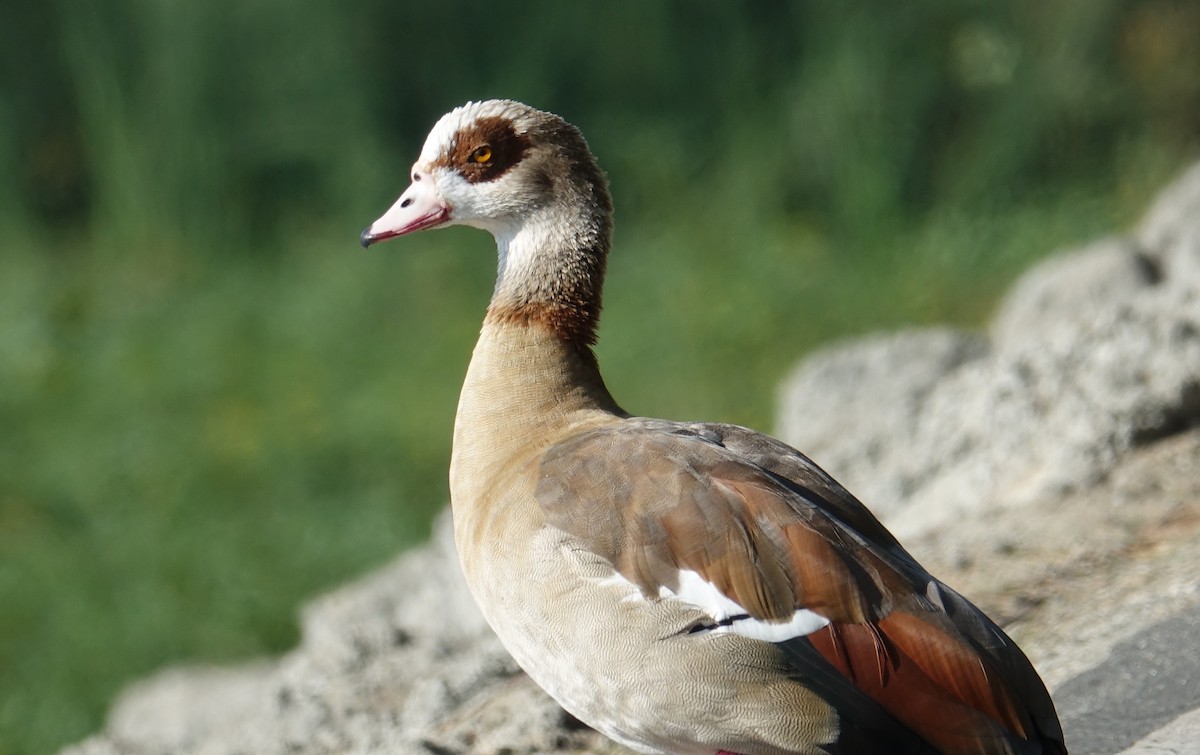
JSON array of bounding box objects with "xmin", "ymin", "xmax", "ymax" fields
[{"xmin": 361, "ymin": 100, "xmax": 1066, "ymax": 754}]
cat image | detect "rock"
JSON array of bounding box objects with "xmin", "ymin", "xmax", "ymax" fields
[
  {"xmin": 106, "ymin": 663, "xmax": 278, "ymax": 753},
  {"xmin": 777, "ymin": 163, "xmax": 1200, "ymax": 539},
  {"xmin": 63, "ymin": 513, "xmax": 614, "ymax": 755},
  {"xmin": 775, "ymin": 327, "xmax": 988, "ymax": 520},
  {"xmin": 1121, "ymin": 708, "xmax": 1200, "ymax": 755},
  {"xmin": 988, "ymin": 237, "xmax": 1158, "ymax": 353},
  {"xmin": 62, "ymin": 163, "xmax": 1200, "ymax": 755},
  {"xmin": 1137, "ymin": 161, "xmax": 1200, "ymax": 280},
  {"xmin": 1054, "ymin": 608, "xmax": 1200, "ymax": 754},
  {"xmin": 890, "ymin": 283, "xmax": 1200, "ymax": 537}
]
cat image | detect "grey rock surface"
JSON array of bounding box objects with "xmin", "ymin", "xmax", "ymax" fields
[
  {"xmin": 1121, "ymin": 708, "xmax": 1200, "ymax": 755},
  {"xmin": 1055, "ymin": 608, "xmax": 1200, "ymax": 754},
  {"xmin": 64, "ymin": 163, "xmax": 1200, "ymax": 754},
  {"xmin": 66, "ymin": 512, "xmax": 612, "ymax": 755},
  {"xmin": 777, "ymin": 165, "xmax": 1200, "ymax": 540},
  {"xmin": 987, "ymin": 237, "xmax": 1158, "ymax": 353}
]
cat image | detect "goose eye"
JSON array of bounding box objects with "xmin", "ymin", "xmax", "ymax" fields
[{"xmin": 470, "ymin": 145, "xmax": 493, "ymax": 164}]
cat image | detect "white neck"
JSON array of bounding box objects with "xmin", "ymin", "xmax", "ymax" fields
[{"xmin": 488, "ymin": 197, "xmax": 609, "ymax": 314}]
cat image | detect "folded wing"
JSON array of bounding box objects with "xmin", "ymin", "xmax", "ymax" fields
[{"xmin": 535, "ymin": 418, "xmax": 1066, "ymax": 755}]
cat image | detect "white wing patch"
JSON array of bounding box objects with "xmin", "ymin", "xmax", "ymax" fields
[{"xmin": 659, "ymin": 569, "xmax": 830, "ymax": 642}]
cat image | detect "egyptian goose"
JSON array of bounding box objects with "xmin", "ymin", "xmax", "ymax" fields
[{"xmin": 360, "ymin": 100, "xmax": 1067, "ymax": 754}]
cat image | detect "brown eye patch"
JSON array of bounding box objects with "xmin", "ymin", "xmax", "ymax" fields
[{"xmin": 437, "ymin": 116, "xmax": 532, "ymax": 184}]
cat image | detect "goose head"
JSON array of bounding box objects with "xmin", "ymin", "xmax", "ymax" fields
[{"xmin": 360, "ymin": 100, "xmax": 611, "ymax": 249}]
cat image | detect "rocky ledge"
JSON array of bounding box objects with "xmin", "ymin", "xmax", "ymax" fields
[{"xmin": 65, "ymin": 163, "xmax": 1200, "ymax": 755}]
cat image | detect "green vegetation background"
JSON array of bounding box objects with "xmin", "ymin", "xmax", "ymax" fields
[{"xmin": 1, "ymin": 2, "xmax": 1196, "ymax": 753}]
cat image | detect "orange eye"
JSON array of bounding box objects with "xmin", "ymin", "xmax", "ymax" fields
[{"xmin": 471, "ymin": 145, "xmax": 493, "ymax": 164}]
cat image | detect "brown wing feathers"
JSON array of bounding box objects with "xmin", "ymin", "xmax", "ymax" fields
[
  {"xmin": 879, "ymin": 611, "xmax": 1032, "ymax": 734},
  {"xmin": 671, "ymin": 457, "xmax": 1045, "ymax": 751},
  {"xmin": 536, "ymin": 419, "xmax": 1063, "ymax": 753},
  {"xmin": 808, "ymin": 617, "xmax": 1033, "ymax": 754},
  {"xmin": 711, "ymin": 472, "xmax": 878, "ymax": 623}
]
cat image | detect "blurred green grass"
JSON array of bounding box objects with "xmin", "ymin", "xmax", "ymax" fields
[{"xmin": 1, "ymin": 2, "xmax": 1198, "ymax": 753}]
